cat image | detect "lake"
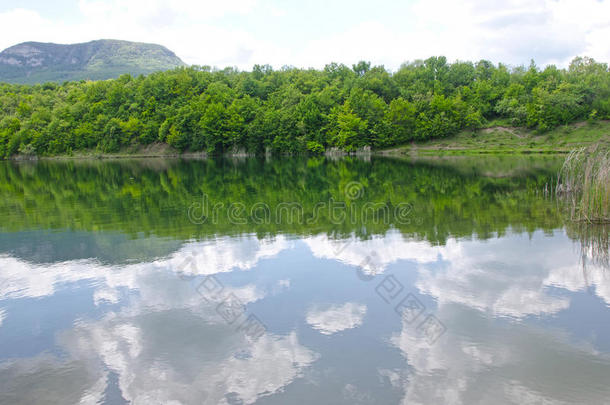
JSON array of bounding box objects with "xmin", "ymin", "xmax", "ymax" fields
[{"xmin": 0, "ymin": 155, "xmax": 609, "ymax": 404}]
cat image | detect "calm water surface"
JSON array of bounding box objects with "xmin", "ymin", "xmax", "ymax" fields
[{"xmin": 0, "ymin": 156, "xmax": 609, "ymax": 404}]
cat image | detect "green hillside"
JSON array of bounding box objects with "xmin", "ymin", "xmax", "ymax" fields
[{"xmin": 0, "ymin": 39, "xmax": 185, "ymax": 84}]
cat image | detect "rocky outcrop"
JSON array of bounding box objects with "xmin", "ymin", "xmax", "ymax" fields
[{"xmin": 0, "ymin": 39, "xmax": 185, "ymax": 84}]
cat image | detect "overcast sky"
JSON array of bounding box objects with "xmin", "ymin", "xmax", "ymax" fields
[{"xmin": 1, "ymin": 0, "xmax": 609, "ymax": 70}]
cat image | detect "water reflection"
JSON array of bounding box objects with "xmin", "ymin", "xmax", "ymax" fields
[
  {"xmin": 306, "ymin": 302, "xmax": 367, "ymax": 335},
  {"xmin": 0, "ymin": 235, "xmax": 289, "ymax": 301},
  {"xmin": 0, "ymin": 156, "xmax": 609, "ymax": 404},
  {"xmin": 0, "ymin": 235, "xmax": 312, "ymax": 404},
  {"xmin": 392, "ymin": 304, "xmax": 610, "ymax": 404},
  {"xmin": 60, "ymin": 320, "xmax": 317, "ymax": 405},
  {"xmin": 566, "ymin": 222, "xmax": 610, "ymax": 272}
]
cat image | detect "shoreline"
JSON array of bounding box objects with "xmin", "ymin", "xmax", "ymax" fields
[
  {"xmin": 5, "ymin": 120, "xmax": 609, "ymax": 161},
  {"xmin": 8, "ymin": 148, "xmax": 572, "ymax": 161},
  {"xmin": 0, "ymin": 146, "xmax": 585, "ymax": 161}
]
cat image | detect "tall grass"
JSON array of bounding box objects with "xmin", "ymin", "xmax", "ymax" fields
[{"xmin": 556, "ymin": 145, "xmax": 610, "ymax": 223}]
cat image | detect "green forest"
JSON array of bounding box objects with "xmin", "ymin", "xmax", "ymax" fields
[{"xmin": 0, "ymin": 56, "xmax": 609, "ymax": 157}]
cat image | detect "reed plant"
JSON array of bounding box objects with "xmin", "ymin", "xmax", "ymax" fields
[{"xmin": 557, "ymin": 145, "xmax": 610, "ymax": 223}]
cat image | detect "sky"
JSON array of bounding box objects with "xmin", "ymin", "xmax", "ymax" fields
[{"xmin": 0, "ymin": 0, "xmax": 609, "ymax": 71}]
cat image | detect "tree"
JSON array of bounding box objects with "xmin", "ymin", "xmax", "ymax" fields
[
  {"xmin": 332, "ymin": 105, "xmax": 368, "ymax": 151},
  {"xmin": 385, "ymin": 98, "xmax": 416, "ymax": 143},
  {"xmin": 352, "ymin": 61, "xmax": 371, "ymax": 77}
]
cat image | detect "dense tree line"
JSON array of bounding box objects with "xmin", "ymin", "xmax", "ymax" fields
[{"xmin": 0, "ymin": 56, "xmax": 608, "ymax": 157}]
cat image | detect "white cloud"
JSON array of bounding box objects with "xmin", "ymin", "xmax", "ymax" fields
[
  {"xmin": 60, "ymin": 316, "xmax": 317, "ymax": 405},
  {"xmin": 1, "ymin": 309, "xmax": 317, "ymax": 405},
  {"xmin": 390, "ymin": 304, "xmax": 610, "ymax": 404},
  {"xmin": 78, "ymin": 0, "xmax": 258, "ymax": 21},
  {"xmin": 0, "ymin": 232, "xmax": 315, "ymax": 405},
  {"xmin": 404, "ymin": 0, "xmax": 610, "ymax": 66},
  {"xmin": 0, "ymin": 235, "xmax": 290, "ymax": 301},
  {"xmin": 306, "ymin": 302, "xmax": 367, "ymax": 335},
  {"xmin": 0, "ymin": 8, "xmax": 73, "ymax": 51},
  {"xmin": 414, "ymin": 230, "xmax": 610, "ymax": 318},
  {"xmin": 278, "ymin": 0, "xmax": 610, "ymax": 68},
  {"xmin": 1, "ymin": 0, "xmax": 608, "ymax": 69},
  {"xmin": 0, "ymin": 1, "xmax": 281, "ymax": 68},
  {"xmin": 544, "ymin": 262, "xmax": 610, "ymax": 306},
  {"xmin": 163, "ymin": 235, "xmax": 290, "ymax": 276},
  {"xmin": 303, "ymin": 229, "xmax": 608, "ymax": 318},
  {"xmin": 303, "ymin": 231, "xmax": 450, "ymax": 275},
  {"xmin": 73, "ymin": 0, "xmax": 275, "ymax": 67}
]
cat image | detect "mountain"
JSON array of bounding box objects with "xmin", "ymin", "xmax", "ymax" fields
[{"xmin": 0, "ymin": 39, "xmax": 186, "ymax": 84}]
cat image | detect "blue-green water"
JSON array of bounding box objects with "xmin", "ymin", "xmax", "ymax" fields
[{"xmin": 0, "ymin": 156, "xmax": 608, "ymax": 404}]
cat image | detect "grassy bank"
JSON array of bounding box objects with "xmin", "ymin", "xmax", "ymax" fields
[{"xmin": 381, "ymin": 120, "xmax": 610, "ymax": 155}]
